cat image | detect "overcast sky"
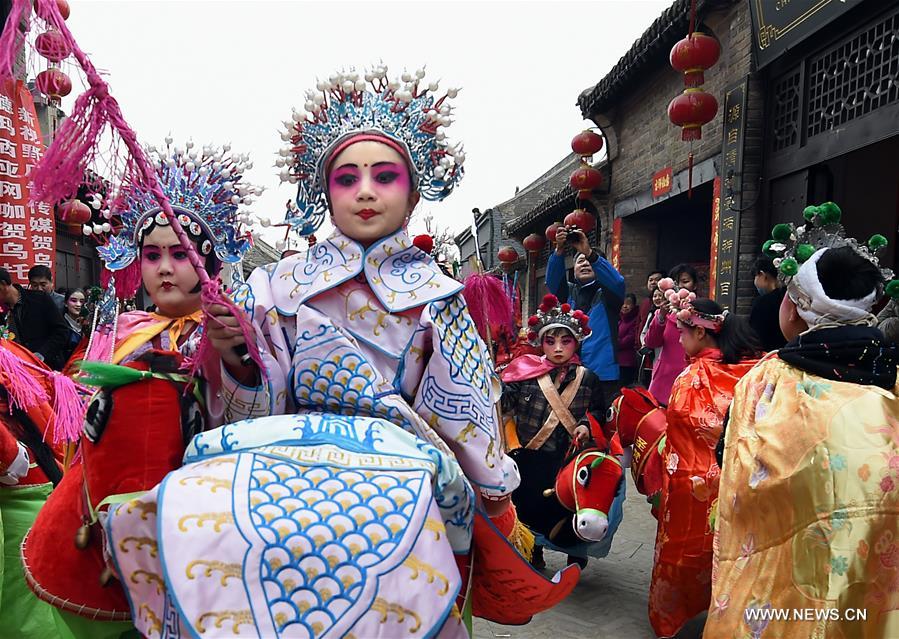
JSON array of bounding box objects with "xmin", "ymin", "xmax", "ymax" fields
[{"xmin": 59, "ymin": 0, "xmax": 669, "ymax": 247}]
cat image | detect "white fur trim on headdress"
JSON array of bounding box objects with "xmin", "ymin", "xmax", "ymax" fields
[
  {"xmin": 788, "ymin": 248, "xmax": 877, "ymax": 327},
  {"xmin": 538, "ymin": 322, "xmax": 579, "ymax": 340}
]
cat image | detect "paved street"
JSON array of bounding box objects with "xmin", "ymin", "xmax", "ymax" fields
[{"xmin": 474, "ymin": 474, "xmax": 657, "ymax": 639}]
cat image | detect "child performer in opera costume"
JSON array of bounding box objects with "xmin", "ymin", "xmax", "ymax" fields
[
  {"xmin": 94, "ymin": 66, "xmax": 576, "ymax": 638},
  {"xmin": 19, "ymin": 142, "xmax": 256, "ymax": 638},
  {"xmin": 501, "ymin": 294, "xmax": 625, "ymax": 568},
  {"xmin": 707, "ymin": 203, "xmax": 899, "ymax": 638},
  {"xmin": 648, "ymin": 282, "xmax": 761, "ymax": 638}
]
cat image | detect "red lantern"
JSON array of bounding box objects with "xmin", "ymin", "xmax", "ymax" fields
[
  {"xmin": 36, "ymin": 67, "xmax": 72, "ymax": 99},
  {"xmin": 58, "ymin": 199, "xmax": 91, "ymax": 233},
  {"xmin": 668, "ymin": 89, "xmax": 718, "ymax": 141},
  {"xmin": 569, "ymin": 164, "xmax": 603, "ymax": 199},
  {"xmin": 571, "ymin": 130, "xmax": 604, "ymax": 158},
  {"xmin": 564, "ymin": 209, "xmax": 596, "ymax": 233},
  {"xmin": 545, "ymin": 222, "xmax": 561, "ymax": 244},
  {"xmin": 497, "ymin": 246, "xmax": 519, "ymax": 264},
  {"xmin": 35, "ymin": 29, "xmax": 70, "ymax": 62},
  {"xmin": 670, "ymin": 33, "xmax": 721, "ymax": 88},
  {"xmin": 522, "ymin": 233, "xmax": 546, "ymax": 254}
]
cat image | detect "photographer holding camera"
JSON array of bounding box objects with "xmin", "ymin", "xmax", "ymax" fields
[{"xmin": 546, "ymin": 225, "xmax": 625, "ymax": 399}]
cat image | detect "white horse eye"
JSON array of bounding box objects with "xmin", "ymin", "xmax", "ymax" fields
[
  {"xmin": 605, "ymin": 406, "xmax": 615, "ymax": 422},
  {"xmin": 577, "ymin": 466, "xmax": 590, "ymax": 486}
]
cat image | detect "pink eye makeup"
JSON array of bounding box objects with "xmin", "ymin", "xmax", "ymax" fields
[{"xmin": 328, "ymin": 162, "xmax": 410, "ymax": 192}]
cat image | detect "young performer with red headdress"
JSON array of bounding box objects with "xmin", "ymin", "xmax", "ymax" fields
[{"xmin": 502, "ymin": 294, "xmax": 625, "ymax": 568}]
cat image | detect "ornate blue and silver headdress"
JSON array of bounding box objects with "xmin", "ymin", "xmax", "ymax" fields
[
  {"xmin": 277, "ymin": 64, "xmax": 466, "ymax": 236},
  {"xmin": 98, "ymin": 139, "xmax": 259, "ymax": 271}
]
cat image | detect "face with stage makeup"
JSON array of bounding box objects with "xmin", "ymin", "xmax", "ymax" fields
[
  {"xmin": 327, "ymin": 140, "xmax": 421, "ymax": 244},
  {"xmin": 542, "ymin": 328, "xmax": 579, "ymax": 365},
  {"xmin": 140, "ymin": 224, "xmax": 202, "ymax": 317}
]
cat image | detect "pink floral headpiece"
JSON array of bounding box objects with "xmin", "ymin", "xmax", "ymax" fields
[{"xmin": 657, "ymin": 278, "xmax": 725, "ymax": 332}]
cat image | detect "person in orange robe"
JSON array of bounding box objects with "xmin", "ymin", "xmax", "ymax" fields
[{"xmin": 646, "ymin": 289, "xmax": 762, "ymax": 638}]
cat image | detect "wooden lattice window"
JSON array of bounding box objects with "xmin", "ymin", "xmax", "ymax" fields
[{"xmin": 807, "ymin": 6, "xmax": 899, "ymax": 138}]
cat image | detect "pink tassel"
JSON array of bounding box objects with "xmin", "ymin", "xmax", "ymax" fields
[
  {"xmin": 31, "ymin": 84, "xmax": 116, "ymax": 205},
  {"xmin": 49, "ymin": 371, "xmax": 85, "ymax": 444},
  {"xmin": 0, "ymin": 347, "xmax": 49, "ymax": 411},
  {"xmin": 0, "ymin": 0, "xmax": 32, "ymax": 80},
  {"xmin": 112, "ymin": 262, "xmax": 141, "ymax": 300},
  {"xmin": 187, "ymin": 279, "xmax": 267, "ymax": 383},
  {"xmin": 463, "ymin": 273, "xmax": 515, "ymax": 342}
]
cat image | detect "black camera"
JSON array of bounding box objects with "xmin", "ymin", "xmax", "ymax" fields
[{"xmin": 564, "ymin": 226, "xmax": 584, "ymax": 244}]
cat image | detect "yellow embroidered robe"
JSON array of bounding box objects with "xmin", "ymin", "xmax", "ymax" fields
[{"xmin": 707, "ymin": 355, "xmax": 899, "ymax": 638}]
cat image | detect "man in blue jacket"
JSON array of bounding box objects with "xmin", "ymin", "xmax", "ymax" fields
[{"xmin": 546, "ymin": 226, "xmax": 625, "ymax": 399}]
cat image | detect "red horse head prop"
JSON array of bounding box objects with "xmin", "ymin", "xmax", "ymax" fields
[
  {"xmin": 551, "ymin": 447, "xmax": 623, "ymax": 542},
  {"xmin": 605, "ymin": 386, "xmax": 668, "ymax": 518},
  {"xmin": 606, "ymin": 386, "xmax": 663, "ymax": 447}
]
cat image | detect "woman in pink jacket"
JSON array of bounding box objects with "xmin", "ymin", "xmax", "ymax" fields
[{"xmin": 642, "ymin": 265, "xmax": 697, "ymax": 404}]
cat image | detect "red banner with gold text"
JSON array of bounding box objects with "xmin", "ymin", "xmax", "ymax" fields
[{"xmin": 0, "ymin": 78, "xmax": 53, "ymax": 285}]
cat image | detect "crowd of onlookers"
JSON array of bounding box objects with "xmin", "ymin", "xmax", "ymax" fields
[{"xmin": 0, "ymin": 265, "xmax": 96, "ymax": 371}]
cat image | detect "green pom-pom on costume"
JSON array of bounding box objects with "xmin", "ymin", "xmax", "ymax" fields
[
  {"xmin": 795, "ymin": 243, "xmax": 816, "ymax": 262},
  {"xmin": 771, "ymin": 223, "xmax": 792, "ymax": 241},
  {"xmin": 779, "ymin": 257, "xmax": 799, "ymax": 276},
  {"xmin": 762, "ymin": 239, "xmax": 777, "ymax": 256},
  {"xmin": 817, "ymin": 201, "xmax": 842, "ymax": 224},
  {"xmin": 886, "ymin": 280, "xmax": 899, "ymax": 299},
  {"xmin": 869, "ymin": 234, "xmax": 888, "ymax": 250},
  {"xmin": 803, "ymin": 205, "xmax": 818, "ymax": 221}
]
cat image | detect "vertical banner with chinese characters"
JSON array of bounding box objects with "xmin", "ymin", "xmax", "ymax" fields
[
  {"xmin": 712, "ymin": 77, "xmax": 748, "ymax": 310},
  {"xmin": 0, "ymin": 78, "xmax": 52, "ymax": 285},
  {"xmin": 610, "ymin": 216, "xmax": 621, "ymax": 270},
  {"xmin": 708, "ymin": 177, "xmax": 721, "ymax": 300}
]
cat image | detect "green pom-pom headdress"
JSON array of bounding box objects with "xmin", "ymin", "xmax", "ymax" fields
[{"xmin": 762, "ymin": 201, "xmax": 897, "ymax": 295}]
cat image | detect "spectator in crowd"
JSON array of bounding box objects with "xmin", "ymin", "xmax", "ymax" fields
[
  {"xmin": 748, "ymin": 255, "xmax": 787, "ymax": 351},
  {"xmin": 0, "ymin": 267, "xmax": 69, "ymax": 370},
  {"xmin": 638, "ymin": 285, "xmax": 666, "ymax": 386},
  {"xmin": 617, "ymin": 293, "xmax": 639, "ymax": 385},
  {"xmin": 27, "ymin": 265, "xmax": 65, "ymax": 313},
  {"xmin": 642, "ymin": 264, "xmax": 697, "ymax": 404},
  {"xmin": 546, "ymin": 225, "xmax": 625, "ymax": 399},
  {"xmin": 636, "ymin": 269, "xmax": 665, "ymax": 350},
  {"xmin": 60, "ymin": 288, "xmax": 86, "ymax": 366}
]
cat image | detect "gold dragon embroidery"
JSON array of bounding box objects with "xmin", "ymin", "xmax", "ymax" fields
[
  {"xmin": 371, "ymin": 598, "xmax": 422, "ymax": 632},
  {"xmin": 195, "ymin": 610, "xmax": 253, "ymax": 635},
  {"xmin": 403, "ymin": 554, "xmax": 450, "ymax": 595},
  {"xmin": 177, "ymin": 512, "xmax": 234, "ymax": 533},
  {"xmin": 186, "ymin": 560, "xmax": 243, "ymax": 586},
  {"xmin": 177, "ymin": 476, "xmax": 233, "ymax": 493},
  {"xmin": 118, "ymin": 536, "xmax": 158, "ymax": 557},
  {"xmin": 139, "ymin": 604, "xmax": 163, "ymax": 636}
]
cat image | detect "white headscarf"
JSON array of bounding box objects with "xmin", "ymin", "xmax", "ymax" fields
[{"xmin": 787, "ymin": 248, "xmax": 878, "ymax": 327}]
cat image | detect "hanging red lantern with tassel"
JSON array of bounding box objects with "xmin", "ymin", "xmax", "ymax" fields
[
  {"xmin": 497, "ymin": 246, "xmax": 519, "ymax": 265},
  {"xmin": 522, "ymin": 233, "xmax": 546, "ymax": 254},
  {"xmin": 667, "ymin": 89, "xmax": 718, "ymax": 141},
  {"xmin": 36, "ymin": 67, "xmax": 72, "ymax": 99},
  {"xmin": 667, "ymin": 0, "xmax": 720, "ymax": 198},
  {"xmin": 571, "ymin": 130, "xmax": 604, "ymax": 158},
  {"xmin": 670, "ymin": 32, "xmax": 720, "ymax": 88}
]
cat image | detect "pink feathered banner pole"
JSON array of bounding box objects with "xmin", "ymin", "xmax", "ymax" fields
[{"xmin": 0, "ymin": 0, "xmax": 266, "ymax": 381}]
